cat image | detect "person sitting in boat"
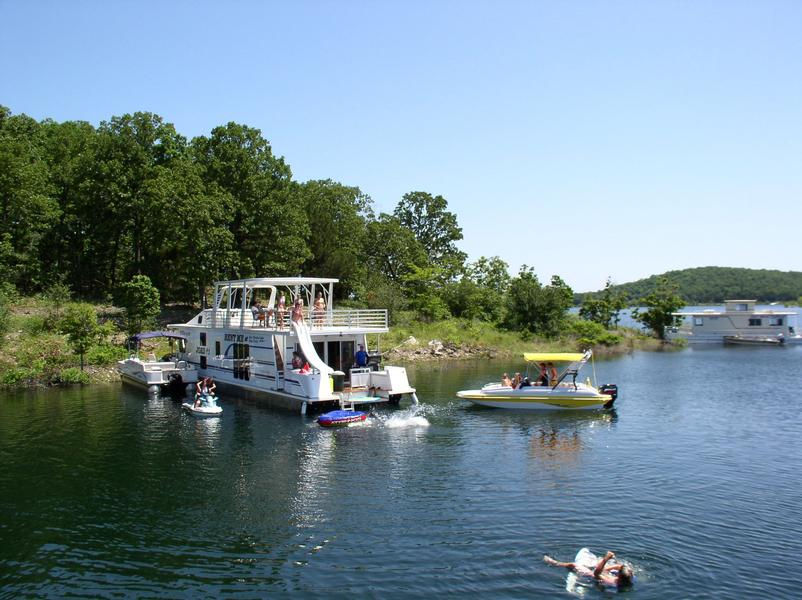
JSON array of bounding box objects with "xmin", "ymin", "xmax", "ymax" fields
[
  {"xmin": 544, "ymin": 550, "xmax": 633, "ymax": 589},
  {"xmin": 535, "ymin": 362, "xmax": 549, "ymax": 386},
  {"xmin": 511, "ymin": 372, "xmax": 522, "ymax": 389},
  {"xmin": 291, "ymin": 351, "xmax": 304, "ymax": 370},
  {"xmin": 251, "ymin": 300, "xmax": 266, "ymax": 326},
  {"xmin": 291, "ymin": 298, "xmax": 305, "ymax": 324},
  {"xmin": 195, "ymin": 376, "xmax": 216, "ymax": 407},
  {"xmin": 548, "ymin": 362, "xmax": 558, "ymax": 385},
  {"xmin": 501, "ymin": 372, "xmax": 512, "ymax": 387}
]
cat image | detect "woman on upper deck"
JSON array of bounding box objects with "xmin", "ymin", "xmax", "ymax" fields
[
  {"xmin": 313, "ymin": 292, "xmax": 326, "ymax": 326},
  {"xmin": 291, "ymin": 298, "xmax": 305, "ymax": 324}
]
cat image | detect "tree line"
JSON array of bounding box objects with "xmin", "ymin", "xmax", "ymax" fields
[
  {"xmin": 582, "ymin": 266, "xmax": 802, "ymax": 304},
  {"xmin": 0, "ymin": 105, "xmax": 586, "ymax": 336}
]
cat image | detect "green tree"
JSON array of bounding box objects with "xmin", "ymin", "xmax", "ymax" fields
[
  {"xmin": 363, "ymin": 214, "xmax": 428, "ymax": 284},
  {"xmin": 0, "ymin": 109, "xmax": 60, "ymax": 292},
  {"xmin": 394, "ymin": 191, "xmax": 466, "ymax": 280},
  {"xmin": 402, "ymin": 264, "xmax": 450, "ymax": 321},
  {"xmin": 631, "ymin": 277, "xmax": 684, "ymax": 339},
  {"xmin": 297, "ymin": 179, "xmax": 372, "ymax": 296},
  {"xmin": 503, "ymin": 267, "xmax": 574, "ymax": 336},
  {"xmin": 139, "ymin": 158, "xmax": 235, "ymax": 303},
  {"xmin": 117, "ymin": 275, "xmax": 161, "ymax": 336},
  {"xmin": 579, "ymin": 277, "xmax": 627, "ymax": 328},
  {"xmin": 444, "ymin": 256, "xmax": 510, "ymax": 322},
  {"xmin": 61, "ymin": 303, "xmax": 102, "ymax": 370},
  {"xmin": 192, "ymin": 122, "xmax": 309, "ymax": 278}
]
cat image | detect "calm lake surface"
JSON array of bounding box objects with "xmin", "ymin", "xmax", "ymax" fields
[{"xmin": 2, "ymin": 345, "xmax": 802, "ymax": 599}]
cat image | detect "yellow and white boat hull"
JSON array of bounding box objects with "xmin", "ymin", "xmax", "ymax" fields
[{"xmin": 457, "ymin": 383, "xmax": 614, "ymax": 411}]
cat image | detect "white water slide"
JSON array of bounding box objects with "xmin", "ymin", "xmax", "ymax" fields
[{"xmin": 291, "ymin": 321, "xmax": 334, "ymax": 375}]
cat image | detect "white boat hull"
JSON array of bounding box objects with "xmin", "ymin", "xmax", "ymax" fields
[
  {"xmin": 182, "ymin": 402, "xmax": 222, "ymax": 417},
  {"xmin": 457, "ymin": 384, "xmax": 613, "ymax": 411}
]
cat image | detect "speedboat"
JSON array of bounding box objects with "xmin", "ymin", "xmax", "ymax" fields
[
  {"xmin": 456, "ymin": 351, "xmax": 618, "ymax": 411},
  {"xmin": 182, "ymin": 393, "xmax": 223, "ymax": 417}
]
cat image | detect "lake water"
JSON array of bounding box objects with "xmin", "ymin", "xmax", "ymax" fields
[{"xmin": 2, "ymin": 345, "xmax": 802, "ymax": 599}]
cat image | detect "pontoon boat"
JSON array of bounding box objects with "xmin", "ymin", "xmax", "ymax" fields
[{"xmin": 117, "ymin": 331, "xmax": 199, "ymax": 394}]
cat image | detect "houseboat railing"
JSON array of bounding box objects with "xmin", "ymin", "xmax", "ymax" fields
[{"xmin": 199, "ymin": 308, "xmax": 389, "ymax": 330}]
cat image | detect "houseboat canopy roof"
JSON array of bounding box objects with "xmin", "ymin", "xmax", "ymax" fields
[
  {"xmin": 672, "ymin": 309, "xmax": 796, "ymax": 316},
  {"xmin": 214, "ymin": 277, "xmax": 339, "ymax": 287}
]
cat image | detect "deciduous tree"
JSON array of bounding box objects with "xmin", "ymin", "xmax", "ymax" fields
[{"xmin": 631, "ymin": 277, "xmax": 684, "ymax": 339}]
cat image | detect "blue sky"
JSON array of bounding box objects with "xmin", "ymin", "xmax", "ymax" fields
[{"xmin": 2, "ymin": 0, "xmax": 801, "ymax": 292}]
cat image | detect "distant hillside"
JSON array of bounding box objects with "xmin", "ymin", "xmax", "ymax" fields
[{"xmin": 581, "ymin": 267, "xmax": 802, "ymax": 304}]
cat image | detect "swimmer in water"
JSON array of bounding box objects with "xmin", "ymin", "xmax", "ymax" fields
[{"xmin": 544, "ymin": 550, "xmax": 633, "ymax": 588}]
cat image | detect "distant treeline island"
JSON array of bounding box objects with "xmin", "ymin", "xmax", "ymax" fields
[{"xmin": 0, "ymin": 105, "xmax": 800, "ymax": 386}]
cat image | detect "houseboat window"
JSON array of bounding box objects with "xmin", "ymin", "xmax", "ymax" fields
[
  {"xmin": 200, "ymin": 332, "xmax": 207, "ymax": 346},
  {"xmin": 769, "ymin": 317, "xmax": 783, "ymax": 326},
  {"xmin": 327, "ymin": 341, "xmax": 342, "ymax": 372},
  {"xmin": 736, "ymin": 303, "xmax": 748, "ymax": 311},
  {"xmin": 197, "ymin": 315, "xmax": 203, "ymax": 324},
  {"xmin": 341, "ymin": 340, "xmax": 355, "ymax": 370},
  {"xmin": 748, "ymin": 318, "xmax": 762, "ymax": 326},
  {"xmin": 313, "ymin": 341, "xmax": 325, "ymax": 363},
  {"xmin": 233, "ymin": 343, "xmax": 250, "ymax": 380},
  {"xmin": 694, "ymin": 317, "xmax": 703, "ymax": 326},
  {"xmin": 215, "ymin": 341, "xmax": 221, "ymax": 356},
  {"xmin": 200, "ymin": 356, "xmax": 207, "ymax": 369}
]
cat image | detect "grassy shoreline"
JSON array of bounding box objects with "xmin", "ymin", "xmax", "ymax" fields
[
  {"xmin": 0, "ymin": 299, "xmax": 679, "ymax": 388},
  {"xmin": 381, "ymin": 315, "xmax": 674, "ymax": 363}
]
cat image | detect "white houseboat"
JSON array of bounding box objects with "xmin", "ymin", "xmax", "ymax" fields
[
  {"xmin": 166, "ymin": 277, "xmax": 417, "ymax": 414},
  {"xmin": 666, "ymin": 299, "xmax": 801, "ymax": 344}
]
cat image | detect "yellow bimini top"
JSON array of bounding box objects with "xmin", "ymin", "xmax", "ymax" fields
[{"xmin": 523, "ymin": 352, "xmax": 585, "ymax": 362}]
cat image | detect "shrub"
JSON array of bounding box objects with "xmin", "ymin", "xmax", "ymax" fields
[
  {"xmin": 1, "ymin": 367, "xmax": 38, "ymax": 386},
  {"xmin": 86, "ymin": 344, "xmax": 128, "ymax": 366},
  {"xmin": 54, "ymin": 367, "xmax": 90, "ymax": 385},
  {"xmin": 21, "ymin": 314, "xmax": 49, "ymax": 335},
  {"xmin": 567, "ymin": 318, "xmax": 622, "ymax": 348}
]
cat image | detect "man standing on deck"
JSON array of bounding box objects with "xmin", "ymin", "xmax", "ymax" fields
[{"xmin": 355, "ymin": 344, "xmax": 369, "ymax": 368}]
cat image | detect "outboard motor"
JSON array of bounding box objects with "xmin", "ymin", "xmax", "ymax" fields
[
  {"xmin": 166, "ymin": 373, "xmax": 185, "ymax": 397},
  {"xmin": 599, "ymin": 384, "xmax": 618, "ymax": 408}
]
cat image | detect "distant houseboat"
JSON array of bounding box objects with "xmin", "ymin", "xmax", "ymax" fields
[
  {"xmin": 166, "ymin": 277, "xmax": 417, "ymax": 414},
  {"xmin": 667, "ymin": 300, "xmax": 800, "ymax": 344}
]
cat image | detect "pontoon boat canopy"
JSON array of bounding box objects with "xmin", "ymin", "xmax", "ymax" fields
[
  {"xmin": 130, "ymin": 331, "xmax": 187, "ymax": 341},
  {"xmin": 523, "ymin": 352, "xmax": 586, "ymax": 362}
]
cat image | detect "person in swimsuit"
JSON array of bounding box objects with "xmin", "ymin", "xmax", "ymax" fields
[
  {"xmin": 276, "ymin": 292, "xmax": 286, "ymax": 328},
  {"xmin": 544, "ymin": 550, "xmax": 633, "ymax": 588},
  {"xmin": 313, "ymin": 291, "xmax": 326, "ymax": 326},
  {"xmin": 291, "ymin": 298, "xmax": 305, "ymax": 324}
]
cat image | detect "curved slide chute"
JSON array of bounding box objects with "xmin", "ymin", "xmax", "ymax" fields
[{"xmin": 291, "ymin": 320, "xmax": 333, "ymax": 375}]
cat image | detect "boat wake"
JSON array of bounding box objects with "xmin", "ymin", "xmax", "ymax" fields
[{"xmin": 380, "ymin": 405, "xmax": 430, "ymax": 429}]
